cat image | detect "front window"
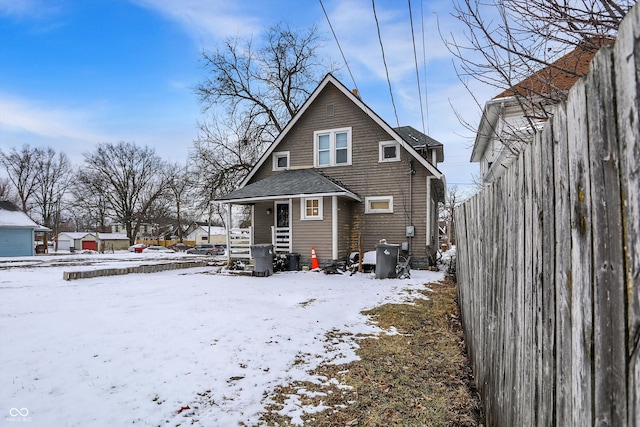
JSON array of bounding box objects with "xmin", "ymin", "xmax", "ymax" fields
[
  {"xmin": 365, "ymin": 196, "xmax": 394, "ymax": 213},
  {"xmin": 314, "ymin": 127, "xmax": 352, "ymax": 167},
  {"xmin": 301, "ymin": 197, "xmax": 323, "ymax": 220}
]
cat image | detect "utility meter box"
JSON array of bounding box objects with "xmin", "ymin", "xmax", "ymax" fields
[{"xmin": 405, "ymin": 225, "xmax": 415, "ymax": 237}]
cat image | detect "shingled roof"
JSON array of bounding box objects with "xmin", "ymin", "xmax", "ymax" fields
[
  {"xmin": 216, "ymin": 169, "xmax": 360, "ymax": 203},
  {"xmin": 495, "ymin": 38, "xmax": 613, "ymax": 99}
]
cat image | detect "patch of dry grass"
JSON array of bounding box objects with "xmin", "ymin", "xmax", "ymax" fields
[{"xmin": 259, "ymin": 277, "xmax": 483, "ymax": 426}]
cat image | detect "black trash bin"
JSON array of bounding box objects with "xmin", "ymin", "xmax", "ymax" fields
[
  {"xmin": 251, "ymin": 244, "xmax": 274, "ymax": 276},
  {"xmin": 285, "ymin": 253, "xmax": 300, "ymax": 271},
  {"xmin": 375, "ymin": 243, "xmax": 399, "ymax": 279}
]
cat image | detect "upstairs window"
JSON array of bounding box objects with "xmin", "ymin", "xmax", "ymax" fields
[
  {"xmin": 314, "ymin": 127, "xmax": 352, "ymax": 167},
  {"xmin": 272, "ymin": 151, "xmax": 290, "ymax": 171},
  {"xmin": 379, "ymin": 141, "xmax": 400, "ymax": 162}
]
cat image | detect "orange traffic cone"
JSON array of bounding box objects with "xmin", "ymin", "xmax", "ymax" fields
[{"xmin": 311, "ymin": 247, "xmax": 320, "ymax": 270}]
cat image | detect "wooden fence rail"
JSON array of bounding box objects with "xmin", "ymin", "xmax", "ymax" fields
[{"xmin": 454, "ymin": 5, "xmax": 639, "ymax": 426}]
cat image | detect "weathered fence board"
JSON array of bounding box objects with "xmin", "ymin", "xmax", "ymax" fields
[
  {"xmin": 588, "ymin": 45, "xmax": 628, "ymax": 426},
  {"xmin": 566, "ymin": 77, "xmax": 593, "ymax": 426},
  {"xmin": 455, "ymin": 5, "xmax": 640, "ymax": 425},
  {"xmin": 615, "ymin": 6, "xmax": 640, "ymax": 426}
]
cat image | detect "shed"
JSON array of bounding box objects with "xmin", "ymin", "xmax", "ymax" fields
[
  {"xmin": 95, "ymin": 233, "xmax": 129, "ymax": 251},
  {"xmin": 0, "ymin": 201, "xmax": 43, "ymax": 257}
]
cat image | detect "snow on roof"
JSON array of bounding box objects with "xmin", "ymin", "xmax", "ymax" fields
[
  {"xmin": 0, "ymin": 201, "xmax": 41, "ymax": 228},
  {"xmin": 58, "ymin": 232, "xmax": 92, "ymax": 240}
]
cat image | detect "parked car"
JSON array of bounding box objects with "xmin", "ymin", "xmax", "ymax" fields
[
  {"xmin": 142, "ymin": 245, "xmax": 175, "ymax": 253},
  {"xmin": 128, "ymin": 244, "xmax": 149, "ymax": 253},
  {"xmin": 186, "ymin": 244, "xmax": 224, "ymax": 255},
  {"xmin": 169, "ymin": 242, "xmax": 192, "ymax": 252}
]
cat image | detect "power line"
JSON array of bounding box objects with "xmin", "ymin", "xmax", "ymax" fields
[
  {"xmin": 371, "ymin": 0, "xmax": 400, "ymax": 127},
  {"xmin": 420, "ymin": 0, "xmax": 430, "ymax": 134},
  {"xmin": 408, "ymin": 0, "xmax": 426, "ymax": 134},
  {"xmin": 319, "ymin": 0, "xmax": 359, "ymax": 94}
]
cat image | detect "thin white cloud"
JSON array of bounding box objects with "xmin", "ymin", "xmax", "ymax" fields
[
  {"xmin": 0, "ymin": 0, "xmax": 62, "ymax": 20},
  {"xmin": 0, "ymin": 94, "xmax": 109, "ymax": 143},
  {"xmin": 130, "ymin": 0, "xmax": 263, "ymax": 46}
]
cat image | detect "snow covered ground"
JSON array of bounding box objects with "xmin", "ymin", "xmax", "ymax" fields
[{"xmin": 0, "ymin": 252, "xmax": 443, "ymax": 426}]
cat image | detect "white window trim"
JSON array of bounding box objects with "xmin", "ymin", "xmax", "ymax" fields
[
  {"xmin": 365, "ymin": 196, "xmax": 394, "ymax": 214},
  {"xmin": 379, "ymin": 140, "xmax": 400, "ymax": 162},
  {"xmin": 301, "ymin": 197, "xmax": 324, "ymax": 220},
  {"xmin": 272, "ymin": 151, "xmax": 290, "ymax": 171},
  {"xmin": 313, "ymin": 127, "xmax": 352, "ymax": 167}
]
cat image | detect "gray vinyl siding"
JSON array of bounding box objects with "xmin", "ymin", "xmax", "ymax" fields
[
  {"xmin": 290, "ymin": 197, "xmax": 333, "ymax": 264},
  {"xmin": 253, "ymin": 202, "xmax": 273, "ymax": 244},
  {"xmin": 248, "ymin": 82, "xmax": 438, "ymax": 264}
]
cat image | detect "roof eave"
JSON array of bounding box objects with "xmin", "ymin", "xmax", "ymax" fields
[{"xmin": 217, "ymin": 190, "xmax": 361, "ymax": 204}]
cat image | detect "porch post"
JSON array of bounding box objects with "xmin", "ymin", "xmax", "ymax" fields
[
  {"xmin": 226, "ymin": 203, "xmax": 232, "ymax": 263},
  {"xmin": 332, "ymin": 195, "xmax": 338, "ymax": 260}
]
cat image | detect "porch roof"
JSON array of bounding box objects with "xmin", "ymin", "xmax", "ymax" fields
[{"xmin": 216, "ymin": 168, "xmax": 361, "ymax": 204}]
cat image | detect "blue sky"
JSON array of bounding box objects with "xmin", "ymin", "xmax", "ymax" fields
[{"xmin": 0, "ymin": 0, "xmax": 494, "ymax": 193}]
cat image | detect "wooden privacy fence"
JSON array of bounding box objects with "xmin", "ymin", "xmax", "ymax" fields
[{"xmin": 454, "ymin": 6, "xmax": 639, "ymax": 427}]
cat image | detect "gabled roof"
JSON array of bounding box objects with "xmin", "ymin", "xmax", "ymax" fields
[
  {"xmin": 0, "ymin": 201, "xmax": 41, "ymax": 228},
  {"xmin": 217, "ymin": 168, "xmax": 361, "ymax": 203},
  {"xmin": 238, "ymin": 73, "xmax": 443, "ymax": 189}
]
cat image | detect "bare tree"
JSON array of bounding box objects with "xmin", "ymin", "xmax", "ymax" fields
[
  {"xmin": 165, "ymin": 163, "xmax": 193, "ymax": 242},
  {"xmin": 31, "ymin": 147, "xmax": 73, "ymax": 232},
  {"xmin": 72, "ymin": 171, "xmax": 111, "ymax": 232},
  {"xmin": 80, "ymin": 142, "xmax": 168, "ymax": 244},
  {"xmin": 193, "ymin": 23, "xmax": 337, "ymax": 216},
  {"xmin": 198, "ymin": 22, "xmax": 332, "ymax": 138},
  {"xmin": 0, "ymin": 145, "xmax": 40, "ymax": 213},
  {"xmin": 0, "ymin": 177, "xmax": 17, "ymax": 203},
  {"xmin": 440, "ymin": 185, "xmax": 468, "ymax": 247},
  {"xmin": 191, "ymin": 114, "xmax": 265, "ymax": 223},
  {"xmin": 446, "ymin": 0, "xmax": 633, "ymax": 96}
]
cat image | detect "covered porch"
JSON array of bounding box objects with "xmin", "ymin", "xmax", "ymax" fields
[{"xmin": 216, "ymin": 169, "xmax": 361, "ymax": 264}]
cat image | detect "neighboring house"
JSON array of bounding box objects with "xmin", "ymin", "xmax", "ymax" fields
[
  {"xmin": 471, "ymin": 40, "xmax": 608, "ymax": 184},
  {"xmin": 216, "ymin": 73, "xmax": 445, "ymax": 268},
  {"xmin": 184, "ymin": 222, "xmax": 226, "ymax": 245},
  {"xmin": 0, "ymin": 200, "xmax": 48, "ymax": 257}
]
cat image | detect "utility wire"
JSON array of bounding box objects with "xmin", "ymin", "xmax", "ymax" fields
[
  {"xmin": 420, "ymin": 0, "xmax": 430, "ymax": 134},
  {"xmin": 372, "ymin": 0, "xmax": 400, "ymax": 127},
  {"xmin": 408, "ymin": 0, "xmax": 426, "ymax": 134},
  {"xmin": 319, "ymin": 0, "xmax": 359, "ymax": 94}
]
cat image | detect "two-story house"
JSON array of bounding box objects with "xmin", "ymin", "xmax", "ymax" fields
[{"xmin": 216, "ymin": 74, "xmax": 445, "ymax": 269}]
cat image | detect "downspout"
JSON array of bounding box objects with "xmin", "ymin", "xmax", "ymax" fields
[
  {"xmin": 426, "ymin": 176, "xmax": 433, "ymax": 250},
  {"xmin": 409, "ymin": 160, "xmax": 415, "ymax": 255},
  {"xmin": 332, "ymin": 195, "xmax": 338, "ymax": 260}
]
